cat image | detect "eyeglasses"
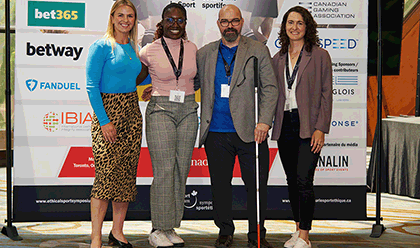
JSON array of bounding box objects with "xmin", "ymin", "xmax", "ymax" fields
[
  {"xmin": 218, "ymin": 18, "xmax": 241, "ymax": 27},
  {"xmin": 164, "ymin": 17, "xmax": 186, "ymax": 25}
]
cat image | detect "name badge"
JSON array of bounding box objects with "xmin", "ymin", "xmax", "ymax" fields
[
  {"xmin": 285, "ymin": 89, "xmax": 291, "ymax": 111},
  {"xmin": 221, "ymin": 84, "xmax": 230, "ymax": 98},
  {"xmin": 169, "ymin": 90, "xmax": 185, "ymax": 103}
]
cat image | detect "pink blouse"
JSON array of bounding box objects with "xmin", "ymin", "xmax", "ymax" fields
[{"xmin": 139, "ymin": 36, "xmax": 197, "ymax": 96}]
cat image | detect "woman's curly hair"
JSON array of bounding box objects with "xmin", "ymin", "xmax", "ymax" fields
[
  {"xmin": 278, "ymin": 6, "xmax": 319, "ymax": 54},
  {"xmin": 154, "ymin": 3, "xmax": 188, "ymax": 41}
]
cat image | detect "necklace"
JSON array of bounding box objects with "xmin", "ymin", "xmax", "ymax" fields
[{"xmin": 121, "ymin": 44, "xmax": 132, "ymax": 60}]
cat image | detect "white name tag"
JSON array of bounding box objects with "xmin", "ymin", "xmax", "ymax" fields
[
  {"xmin": 169, "ymin": 90, "xmax": 185, "ymax": 103},
  {"xmin": 221, "ymin": 84, "xmax": 230, "ymax": 98},
  {"xmin": 284, "ymin": 89, "xmax": 291, "ymax": 111}
]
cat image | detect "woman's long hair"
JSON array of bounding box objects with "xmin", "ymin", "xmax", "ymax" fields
[
  {"xmin": 153, "ymin": 3, "xmax": 188, "ymax": 41},
  {"xmin": 104, "ymin": 0, "xmax": 139, "ymax": 58},
  {"xmin": 278, "ymin": 6, "xmax": 319, "ymax": 54}
]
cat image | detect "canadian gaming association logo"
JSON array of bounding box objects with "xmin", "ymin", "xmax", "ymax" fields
[{"xmin": 43, "ymin": 111, "xmax": 60, "ymax": 132}]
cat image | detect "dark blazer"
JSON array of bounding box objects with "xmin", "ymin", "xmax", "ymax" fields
[
  {"xmin": 271, "ymin": 45, "xmax": 333, "ymax": 140},
  {"xmin": 196, "ymin": 36, "xmax": 278, "ymax": 147}
]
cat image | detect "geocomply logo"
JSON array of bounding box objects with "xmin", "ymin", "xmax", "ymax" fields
[
  {"xmin": 28, "ymin": 1, "xmax": 85, "ymax": 28},
  {"xmin": 26, "ymin": 42, "xmax": 83, "ymax": 61},
  {"xmin": 25, "ymin": 78, "xmax": 81, "ymax": 92}
]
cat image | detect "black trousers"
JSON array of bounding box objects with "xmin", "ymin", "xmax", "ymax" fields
[
  {"xmin": 277, "ymin": 109, "xmax": 320, "ymax": 230},
  {"xmin": 204, "ymin": 132, "xmax": 269, "ymax": 241}
]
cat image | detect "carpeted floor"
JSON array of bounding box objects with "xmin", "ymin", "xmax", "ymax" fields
[{"xmin": 1, "ymin": 168, "xmax": 420, "ymax": 247}]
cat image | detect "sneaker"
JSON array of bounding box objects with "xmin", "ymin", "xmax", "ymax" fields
[
  {"xmin": 293, "ymin": 237, "xmax": 311, "ymax": 248},
  {"xmin": 164, "ymin": 229, "xmax": 184, "ymax": 247},
  {"xmin": 284, "ymin": 230, "xmax": 299, "ymax": 248},
  {"xmin": 148, "ymin": 229, "xmax": 174, "ymax": 248},
  {"xmin": 215, "ymin": 234, "xmax": 233, "ymax": 248},
  {"xmin": 247, "ymin": 238, "xmax": 274, "ymax": 248}
]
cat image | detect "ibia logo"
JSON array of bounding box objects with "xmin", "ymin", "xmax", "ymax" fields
[
  {"xmin": 25, "ymin": 78, "xmax": 81, "ymax": 91},
  {"xmin": 43, "ymin": 111, "xmax": 92, "ymax": 132},
  {"xmin": 43, "ymin": 111, "xmax": 60, "ymax": 132}
]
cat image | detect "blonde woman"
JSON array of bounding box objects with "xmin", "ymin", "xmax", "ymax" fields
[{"xmin": 86, "ymin": 0, "xmax": 149, "ymax": 247}]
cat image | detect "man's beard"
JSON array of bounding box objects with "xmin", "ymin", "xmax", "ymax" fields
[{"xmin": 222, "ymin": 28, "xmax": 239, "ymax": 42}]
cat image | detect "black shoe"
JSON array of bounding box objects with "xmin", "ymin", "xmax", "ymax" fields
[
  {"xmin": 247, "ymin": 238, "xmax": 274, "ymax": 248},
  {"xmin": 215, "ymin": 234, "xmax": 233, "ymax": 248},
  {"xmin": 108, "ymin": 231, "xmax": 133, "ymax": 248}
]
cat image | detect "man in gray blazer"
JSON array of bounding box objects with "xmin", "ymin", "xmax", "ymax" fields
[{"xmin": 195, "ymin": 5, "xmax": 278, "ymax": 248}]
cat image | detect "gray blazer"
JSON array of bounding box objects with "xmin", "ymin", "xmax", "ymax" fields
[
  {"xmin": 196, "ymin": 36, "xmax": 278, "ymax": 147},
  {"xmin": 271, "ymin": 45, "xmax": 333, "ymax": 140}
]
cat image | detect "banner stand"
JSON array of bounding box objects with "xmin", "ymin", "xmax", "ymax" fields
[
  {"xmin": 1, "ymin": 0, "xmax": 22, "ymax": 241},
  {"xmin": 370, "ymin": 0, "xmax": 385, "ymax": 238}
]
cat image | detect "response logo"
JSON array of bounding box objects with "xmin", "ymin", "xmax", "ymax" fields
[
  {"xmin": 43, "ymin": 111, "xmax": 60, "ymax": 132},
  {"xmin": 28, "ymin": 1, "xmax": 85, "ymax": 28}
]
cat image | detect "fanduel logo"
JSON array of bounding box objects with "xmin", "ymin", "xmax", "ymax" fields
[
  {"xmin": 26, "ymin": 79, "xmax": 38, "ymax": 92},
  {"xmin": 26, "ymin": 42, "xmax": 83, "ymax": 61},
  {"xmin": 26, "ymin": 78, "xmax": 81, "ymax": 91}
]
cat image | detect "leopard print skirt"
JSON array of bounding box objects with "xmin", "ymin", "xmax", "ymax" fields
[{"xmin": 90, "ymin": 91, "xmax": 142, "ymax": 202}]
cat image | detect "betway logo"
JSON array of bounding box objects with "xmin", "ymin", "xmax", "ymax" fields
[{"xmin": 26, "ymin": 42, "xmax": 83, "ymax": 61}]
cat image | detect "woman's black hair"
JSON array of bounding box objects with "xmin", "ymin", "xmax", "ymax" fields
[{"xmin": 154, "ymin": 3, "xmax": 188, "ymax": 41}]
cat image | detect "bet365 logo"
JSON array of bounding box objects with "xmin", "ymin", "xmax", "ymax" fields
[{"xmin": 28, "ymin": 1, "xmax": 85, "ymax": 28}]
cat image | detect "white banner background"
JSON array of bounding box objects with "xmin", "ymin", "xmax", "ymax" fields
[{"xmin": 15, "ymin": 0, "xmax": 367, "ymax": 188}]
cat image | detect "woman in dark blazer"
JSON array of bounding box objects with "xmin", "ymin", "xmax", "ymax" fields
[{"xmin": 271, "ymin": 6, "xmax": 333, "ymax": 248}]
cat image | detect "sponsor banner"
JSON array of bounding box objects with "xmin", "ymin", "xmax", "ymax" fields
[
  {"xmin": 13, "ymin": 185, "xmax": 366, "ymax": 222},
  {"xmin": 14, "ymin": 0, "xmax": 368, "ymax": 221},
  {"xmin": 15, "ymin": 32, "xmax": 100, "ymax": 66},
  {"xmin": 57, "ymin": 146, "xmax": 277, "ymax": 179},
  {"xmin": 16, "ymin": 68, "xmax": 87, "ymax": 101}
]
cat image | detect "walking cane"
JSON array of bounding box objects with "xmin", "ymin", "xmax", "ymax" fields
[
  {"xmin": 255, "ymin": 85, "xmax": 261, "ymax": 248},
  {"xmin": 251, "ymin": 56, "xmax": 261, "ymax": 248}
]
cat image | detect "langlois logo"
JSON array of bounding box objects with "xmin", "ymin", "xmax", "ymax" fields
[
  {"xmin": 26, "ymin": 78, "xmax": 81, "ymax": 92},
  {"xmin": 43, "ymin": 111, "xmax": 92, "ymax": 132},
  {"xmin": 26, "ymin": 42, "xmax": 83, "ymax": 61}
]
